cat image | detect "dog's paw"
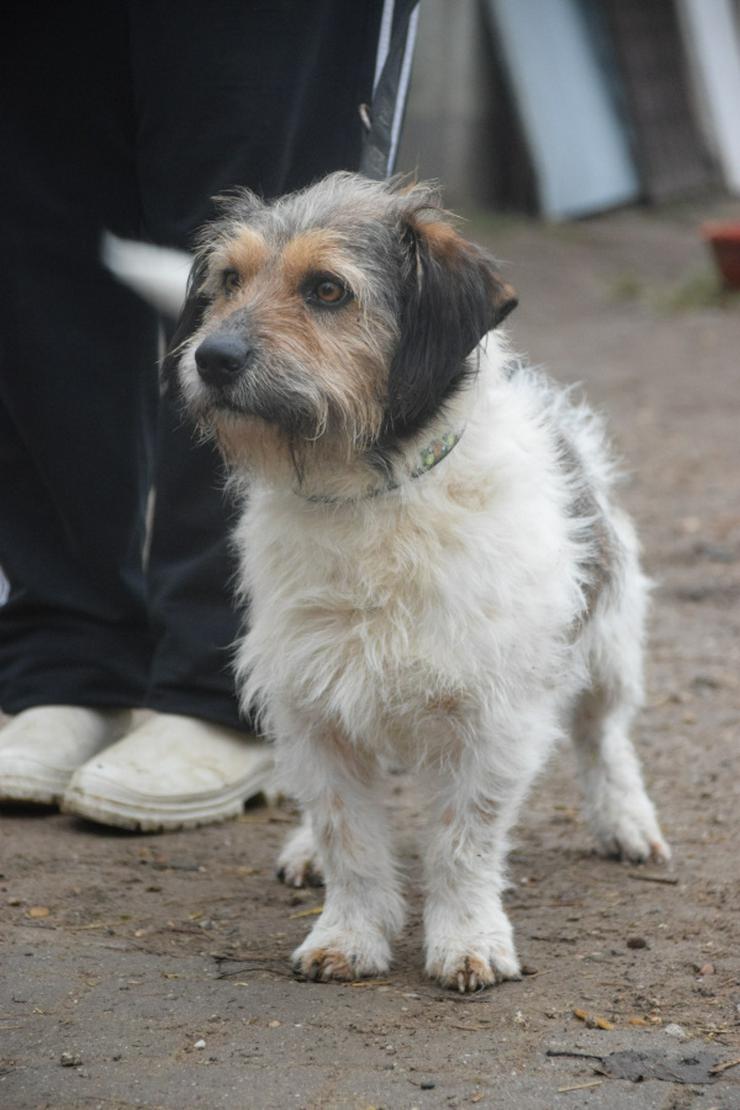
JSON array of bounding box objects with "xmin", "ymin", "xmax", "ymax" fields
[
  {"xmin": 277, "ymin": 823, "xmax": 324, "ymax": 888},
  {"xmin": 595, "ymin": 819, "xmax": 671, "ymax": 865},
  {"xmin": 426, "ymin": 943, "xmax": 521, "ymax": 993},
  {"xmin": 590, "ymin": 786, "xmax": 671, "ymax": 864},
  {"xmin": 292, "ymin": 927, "xmax": 391, "ymax": 983}
]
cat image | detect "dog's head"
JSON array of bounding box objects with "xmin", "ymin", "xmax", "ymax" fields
[{"xmin": 167, "ymin": 173, "xmax": 516, "ymax": 471}]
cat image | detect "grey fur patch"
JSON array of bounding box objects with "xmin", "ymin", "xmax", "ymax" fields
[{"xmin": 556, "ymin": 433, "xmax": 617, "ymax": 618}]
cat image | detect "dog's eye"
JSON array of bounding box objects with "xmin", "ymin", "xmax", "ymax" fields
[
  {"xmin": 308, "ymin": 277, "xmax": 351, "ymax": 308},
  {"xmin": 222, "ymin": 269, "xmax": 241, "ymax": 296}
]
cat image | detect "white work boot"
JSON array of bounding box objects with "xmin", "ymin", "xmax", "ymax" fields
[
  {"xmin": 62, "ymin": 712, "xmax": 273, "ymax": 831},
  {"xmin": 0, "ymin": 706, "xmax": 133, "ymax": 804}
]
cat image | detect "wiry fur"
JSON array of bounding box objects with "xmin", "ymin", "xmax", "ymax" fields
[{"xmin": 168, "ymin": 172, "xmax": 669, "ymax": 991}]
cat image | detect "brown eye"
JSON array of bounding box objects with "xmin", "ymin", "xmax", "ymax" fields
[
  {"xmin": 311, "ymin": 278, "xmax": 350, "ymax": 307},
  {"xmin": 222, "ymin": 269, "xmax": 241, "ymax": 295}
]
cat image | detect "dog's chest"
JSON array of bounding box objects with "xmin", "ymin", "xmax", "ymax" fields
[
  {"xmin": 237, "ymin": 468, "xmax": 583, "ymax": 748},
  {"xmin": 239, "ymin": 495, "xmax": 495, "ymax": 732}
]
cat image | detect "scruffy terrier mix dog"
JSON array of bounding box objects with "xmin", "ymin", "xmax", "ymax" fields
[{"xmin": 162, "ymin": 172, "xmax": 669, "ymax": 991}]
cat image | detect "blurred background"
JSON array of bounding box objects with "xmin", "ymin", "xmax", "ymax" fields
[{"xmin": 397, "ymin": 0, "xmax": 740, "ymax": 217}]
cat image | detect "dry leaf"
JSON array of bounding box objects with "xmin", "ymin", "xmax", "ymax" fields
[
  {"xmin": 710, "ymin": 1056, "xmax": 740, "ymax": 1075},
  {"xmin": 27, "ymin": 906, "xmax": 50, "ymax": 918},
  {"xmin": 573, "ymin": 1008, "xmax": 614, "ymax": 1030},
  {"xmin": 289, "ymin": 905, "xmax": 324, "ymax": 919}
]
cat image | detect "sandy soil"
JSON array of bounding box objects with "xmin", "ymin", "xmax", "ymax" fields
[{"xmin": 2, "ymin": 201, "xmax": 740, "ymax": 1109}]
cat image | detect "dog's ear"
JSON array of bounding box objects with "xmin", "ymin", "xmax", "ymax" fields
[
  {"xmin": 386, "ymin": 215, "xmax": 517, "ymax": 436},
  {"xmin": 160, "ymin": 256, "xmax": 210, "ymax": 393}
]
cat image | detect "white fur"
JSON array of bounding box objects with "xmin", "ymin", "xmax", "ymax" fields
[
  {"xmin": 226, "ymin": 333, "xmax": 670, "ymax": 989},
  {"xmin": 110, "ymin": 194, "xmax": 670, "ymax": 990}
]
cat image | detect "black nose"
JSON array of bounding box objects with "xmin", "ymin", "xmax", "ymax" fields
[{"xmin": 195, "ymin": 334, "xmax": 253, "ymax": 387}]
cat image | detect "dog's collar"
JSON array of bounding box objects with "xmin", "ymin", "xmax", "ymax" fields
[{"xmin": 298, "ymin": 428, "xmax": 465, "ymax": 505}]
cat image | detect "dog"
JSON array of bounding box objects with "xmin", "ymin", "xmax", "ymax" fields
[{"xmin": 159, "ymin": 172, "xmax": 669, "ymax": 991}]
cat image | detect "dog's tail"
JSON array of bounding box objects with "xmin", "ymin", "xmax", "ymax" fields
[{"xmin": 102, "ymin": 232, "xmax": 192, "ymax": 318}]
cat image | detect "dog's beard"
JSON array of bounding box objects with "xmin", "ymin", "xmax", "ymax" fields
[{"xmin": 183, "ymin": 354, "xmax": 331, "ymax": 442}]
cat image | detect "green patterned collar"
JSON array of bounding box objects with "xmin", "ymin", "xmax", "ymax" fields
[{"xmin": 299, "ymin": 428, "xmax": 465, "ymax": 504}]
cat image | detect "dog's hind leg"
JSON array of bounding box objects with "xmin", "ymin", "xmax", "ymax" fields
[
  {"xmin": 572, "ymin": 546, "xmax": 670, "ymax": 864},
  {"xmin": 571, "ymin": 680, "xmax": 670, "ymax": 863},
  {"xmin": 277, "ymin": 811, "xmax": 324, "ymax": 888},
  {"xmin": 280, "ymin": 724, "xmax": 405, "ymax": 983}
]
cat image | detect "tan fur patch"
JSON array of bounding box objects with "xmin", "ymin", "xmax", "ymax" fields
[
  {"xmin": 428, "ymin": 693, "xmax": 460, "ymax": 714},
  {"xmin": 197, "ymin": 214, "xmax": 394, "ymax": 453},
  {"xmin": 417, "ymin": 219, "xmax": 517, "ymax": 317},
  {"xmin": 209, "ymin": 412, "xmax": 295, "ymax": 475},
  {"xmin": 419, "ymin": 219, "xmax": 469, "ymax": 267},
  {"xmin": 446, "ymin": 479, "xmax": 489, "ymax": 512},
  {"xmin": 281, "ymin": 229, "xmax": 345, "ymax": 288},
  {"xmin": 224, "ymin": 227, "xmax": 270, "ymax": 280},
  {"xmin": 296, "ymin": 946, "xmax": 356, "ymax": 981},
  {"xmin": 459, "ymin": 955, "xmax": 497, "ymax": 988}
]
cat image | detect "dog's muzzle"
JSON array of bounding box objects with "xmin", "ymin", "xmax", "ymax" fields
[{"xmin": 195, "ymin": 333, "xmax": 254, "ymax": 389}]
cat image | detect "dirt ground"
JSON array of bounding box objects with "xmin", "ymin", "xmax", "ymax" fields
[{"xmin": 2, "ymin": 200, "xmax": 740, "ymax": 1110}]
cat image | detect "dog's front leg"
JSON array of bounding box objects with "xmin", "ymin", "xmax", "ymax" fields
[
  {"xmin": 281, "ymin": 727, "xmax": 405, "ymax": 983},
  {"xmin": 421, "ymin": 728, "xmax": 546, "ymax": 992}
]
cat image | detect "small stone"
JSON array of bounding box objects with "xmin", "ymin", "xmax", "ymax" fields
[
  {"xmin": 194, "ymin": 1039, "xmax": 206, "ymax": 1049},
  {"xmin": 60, "ymin": 1052, "xmax": 82, "ymax": 1067},
  {"xmin": 626, "ymin": 936, "xmax": 648, "ymax": 949},
  {"xmin": 420, "ymin": 1081, "xmax": 436, "ymax": 1090},
  {"xmin": 664, "ymin": 1023, "xmax": 687, "ymax": 1039},
  {"xmin": 268, "ymin": 1020, "xmax": 281, "ymax": 1029},
  {"xmin": 698, "ymin": 962, "xmax": 715, "ymax": 976}
]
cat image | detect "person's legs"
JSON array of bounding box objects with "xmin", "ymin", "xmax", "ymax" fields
[
  {"xmin": 0, "ymin": 4, "xmax": 160, "ymax": 711},
  {"xmin": 62, "ymin": 0, "xmax": 400, "ymax": 829},
  {"xmin": 0, "ymin": 4, "xmax": 164, "ymax": 802},
  {"xmin": 63, "ymin": 1, "xmax": 392, "ymax": 828},
  {"xmin": 132, "ymin": 0, "xmax": 387, "ymax": 730},
  {"xmin": 0, "ymin": 5, "xmax": 161, "ymax": 747}
]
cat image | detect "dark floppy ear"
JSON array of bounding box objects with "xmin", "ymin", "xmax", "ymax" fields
[
  {"xmin": 385, "ymin": 217, "xmax": 517, "ymax": 437},
  {"xmin": 160, "ymin": 256, "xmax": 210, "ymax": 394}
]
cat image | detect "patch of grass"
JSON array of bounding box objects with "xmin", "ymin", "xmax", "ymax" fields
[
  {"xmin": 651, "ymin": 269, "xmax": 740, "ymax": 313},
  {"xmin": 608, "ymin": 272, "xmax": 644, "ymax": 303},
  {"xmin": 606, "ymin": 267, "xmax": 740, "ymax": 313}
]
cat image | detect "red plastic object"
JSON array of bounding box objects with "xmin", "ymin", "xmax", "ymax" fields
[{"xmin": 702, "ymin": 221, "xmax": 740, "ymax": 289}]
